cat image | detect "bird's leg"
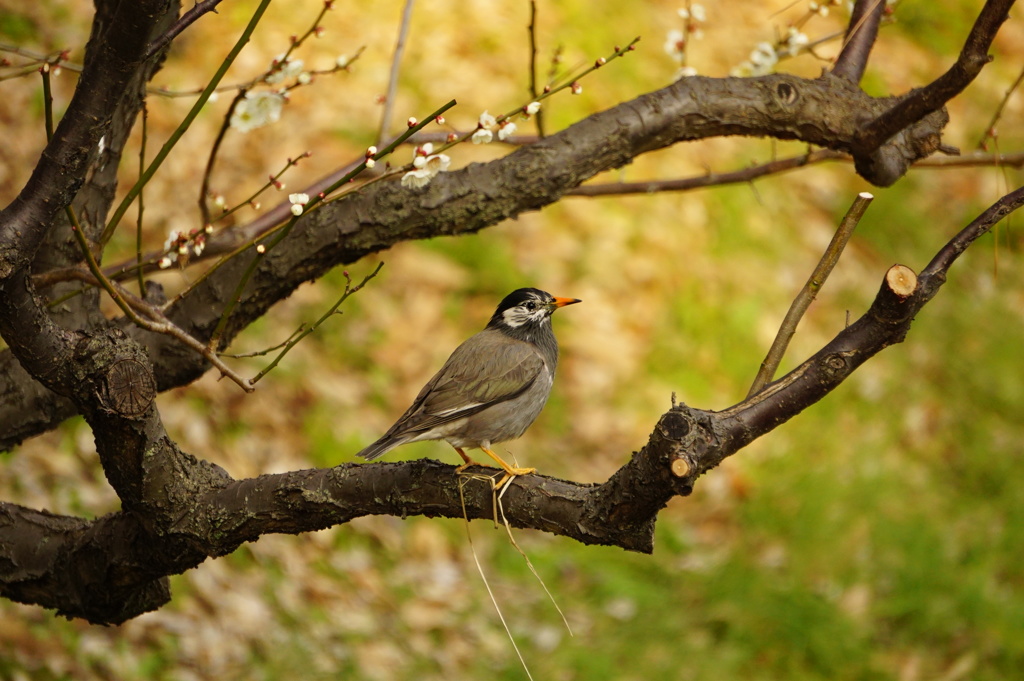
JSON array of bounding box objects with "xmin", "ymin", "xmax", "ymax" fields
[
  {"xmin": 453, "ymin": 446, "xmax": 488, "ymax": 472},
  {"xmin": 480, "ymin": 446, "xmax": 536, "ymax": 479}
]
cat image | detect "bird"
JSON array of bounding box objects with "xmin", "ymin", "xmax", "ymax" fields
[{"xmin": 357, "ymin": 288, "xmax": 581, "ymax": 484}]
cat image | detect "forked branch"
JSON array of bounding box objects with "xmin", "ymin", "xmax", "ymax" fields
[{"xmin": 3, "ymin": 185, "xmax": 1020, "ymax": 624}]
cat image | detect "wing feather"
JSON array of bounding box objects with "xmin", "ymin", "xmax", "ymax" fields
[{"xmin": 384, "ymin": 330, "xmax": 545, "ymax": 438}]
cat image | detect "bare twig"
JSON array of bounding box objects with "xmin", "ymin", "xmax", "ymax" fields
[
  {"xmin": 568, "ymin": 149, "xmax": 1024, "ymax": 197},
  {"xmin": 200, "ymin": 89, "xmax": 247, "ymax": 227},
  {"xmin": 527, "ymin": 1, "xmax": 546, "ymax": 138},
  {"xmin": 206, "ymin": 100, "xmax": 457, "ymax": 351},
  {"xmin": 67, "ymin": 209, "xmax": 252, "ymax": 391},
  {"xmin": 150, "ymin": 47, "xmax": 364, "ymax": 98},
  {"xmin": 136, "ymin": 103, "xmax": 149, "ymax": 294},
  {"xmin": 247, "ymin": 263, "xmax": 384, "ymax": 385},
  {"xmin": 923, "ymin": 183, "xmax": 1024, "ymax": 277},
  {"xmin": 144, "ymin": 0, "xmax": 226, "ymax": 60},
  {"xmin": 747, "ymin": 192, "xmax": 874, "ymax": 397},
  {"xmin": 102, "ymin": 0, "xmax": 274, "ymax": 246},
  {"xmin": 377, "ymin": 0, "xmax": 416, "ymax": 147},
  {"xmin": 977, "ymin": 63, "xmax": 1024, "ymax": 150},
  {"xmin": 832, "ymin": 0, "xmax": 886, "ymax": 83}
]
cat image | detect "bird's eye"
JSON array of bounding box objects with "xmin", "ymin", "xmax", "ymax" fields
[{"xmin": 523, "ymin": 301, "xmax": 537, "ymax": 311}]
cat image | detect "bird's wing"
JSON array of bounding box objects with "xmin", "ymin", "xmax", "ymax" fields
[{"xmin": 389, "ymin": 330, "xmax": 545, "ymax": 436}]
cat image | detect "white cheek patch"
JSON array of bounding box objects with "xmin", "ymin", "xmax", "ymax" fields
[
  {"xmin": 502, "ymin": 305, "xmax": 551, "ymax": 328},
  {"xmin": 502, "ymin": 308, "xmax": 527, "ymax": 328}
]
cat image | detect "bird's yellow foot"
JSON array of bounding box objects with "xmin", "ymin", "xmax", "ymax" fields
[
  {"xmin": 482, "ymin": 446, "xmax": 535, "ymax": 479},
  {"xmin": 452, "ymin": 446, "xmax": 488, "ymax": 472}
]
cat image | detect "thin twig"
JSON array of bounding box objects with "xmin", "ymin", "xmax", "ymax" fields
[
  {"xmin": 144, "ymin": 0, "xmax": 226, "ymax": 60},
  {"xmin": 67, "ymin": 209, "xmax": 253, "ymax": 391},
  {"xmin": 377, "ymin": 0, "xmax": 416, "ymax": 147},
  {"xmin": 136, "ymin": 103, "xmax": 148, "ymax": 294},
  {"xmin": 40, "ymin": 68, "xmax": 55, "ymax": 140},
  {"xmin": 200, "ymin": 89, "xmax": 247, "ymax": 227},
  {"xmin": 977, "ymin": 63, "xmax": 1024, "ymax": 150},
  {"xmin": 148, "ymin": 47, "xmax": 364, "ymax": 98},
  {"xmin": 219, "ymin": 328, "xmax": 305, "ymax": 358},
  {"xmin": 247, "ymin": 263, "xmax": 384, "ymax": 385},
  {"xmin": 569, "ymin": 149, "xmax": 1024, "ymax": 197},
  {"xmin": 571, "ymin": 149, "xmax": 844, "ymax": 196},
  {"xmin": 747, "ymin": 192, "xmax": 874, "ymax": 397},
  {"xmin": 206, "ymin": 100, "xmax": 457, "ymax": 351},
  {"xmin": 527, "ymin": 1, "xmax": 546, "ymax": 138},
  {"xmin": 102, "ymin": 0, "xmax": 274, "ymax": 246}
]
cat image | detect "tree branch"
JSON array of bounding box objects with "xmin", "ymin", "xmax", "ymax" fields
[
  {"xmin": 144, "ymin": 0, "xmax": 226, "ymax": 61},
  {"xmin": 832, "ymin": 0, "xmax": 886, "ymax": 83},
  {"xmin": 852, "ymin": 0, "xmax": 1014, "ymax": 157}
]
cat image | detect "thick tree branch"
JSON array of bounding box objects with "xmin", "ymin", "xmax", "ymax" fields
[{"xmin": 852, "ymin": 0, "xmax": 1014, "ymax": 158}]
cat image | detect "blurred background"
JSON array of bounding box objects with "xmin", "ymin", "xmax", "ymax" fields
[{"xmin": 1, "ymin": 0, "xmax": 1022, "ymax": 679}]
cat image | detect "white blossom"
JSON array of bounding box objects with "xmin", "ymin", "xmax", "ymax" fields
[
  {"xmin": 731, "ymin": 40, "xmax": 780, "ymax": 77},
  {"xmin": 664, "ymin": 29, "xmax": 685, "ymax": 61},
  {"xmin": 401, "ymin": 168, "xmax": 433, "ymax": 188},
  {"xmin": 478, "ymin": 111, "xmax": 497, "ymax": 128},
  {"xmin": 158, "ymin": 256, "xmax": 173, "ymax": 269},
  {"xmin": 498, "ymin": 121, "xmax": 517, "ymax": 141},
  {"xmin": 289, "ymin": 193, "xmax": 309, "ymax": 205},
  {"xmin": 400, "ymin": 153, "xmax": 450, "ymax": 189},
  {"xmin": 472, "ymin": 128, "xmax": 493, "ymax": 144},
  {"xmin": 424, "ymin": 154, "xmax": 450, "ymax": 174},
  {"xmin": 336, "ymin": 54, "xmax": 349, "ymax": 68},
  {"xmin": 163, "ymin": 229, "xmax": 182, "ymax": 252},
  {"xmin": 229, "ymin": 91, "xmax": 285, "ymax": 133},
  {"xmin": 787, "ymin": 27, "xmax": 810, "ymax": 54},
  {"xmin": 290, "ymin": 203, "xmax": 304, "ymax": 216},
  {"xmin": 266, "ymin": 55, "xmax": 304, "ymax": 84},
  {"xmin": 679, "ymin": 4, "xmax": 706, "ymax": 22},
  {"xmin": 526, "ymin": 101, "xmax": 541, "ymax": 115}
]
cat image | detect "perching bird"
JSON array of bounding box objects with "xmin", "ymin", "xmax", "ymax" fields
[{"xmin": 357, "ymin": 288, "xmax": 580, "ymax": 483}]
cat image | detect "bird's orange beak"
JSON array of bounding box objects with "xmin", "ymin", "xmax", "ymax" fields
[{"xmin": 551, "ymin": 296, "xmax": 582, "ymax": 308}]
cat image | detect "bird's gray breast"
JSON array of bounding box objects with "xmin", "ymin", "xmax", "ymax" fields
[{"xmin": 443, "ymin": 362, "xmax": 555, "ymax": 448}]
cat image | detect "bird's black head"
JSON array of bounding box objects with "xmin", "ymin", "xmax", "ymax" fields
[{"xmin": 487, "ymin": 288, "xmax": 581, "ymax": 331}]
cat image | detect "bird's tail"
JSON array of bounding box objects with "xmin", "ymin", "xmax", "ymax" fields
[{"xmin": 356, "ymin": 435, "xmax": 403, "ymax": 461}]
